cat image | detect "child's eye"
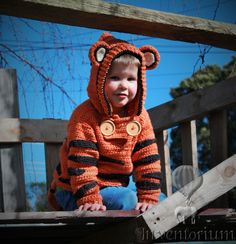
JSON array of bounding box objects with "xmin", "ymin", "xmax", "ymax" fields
[
  {"xmin": 128, "ymin": 77, "xmax": 137, "ymax": 81},
  {"xmin": 110, "ymin": 76, "xmax": 119, "ymax": 81}
]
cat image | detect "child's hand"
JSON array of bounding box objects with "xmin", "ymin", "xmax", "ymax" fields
[
  {"xmin": 76, "ymin": 203, "xmax": 106, "ymax": 211},
  {"xmin": 135, "ymin": 202, "xmax": 154, "ymax": 213}
]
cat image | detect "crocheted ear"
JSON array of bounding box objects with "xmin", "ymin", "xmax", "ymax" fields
[
  {"xmin": 96, "ymin": 46, "xmax": 107, "ymax": 62},
  {"xmin": 89, "ymin": 41, "xmax": 109, "ymax": 65},
  {"xmin": 139, "ymin": 45, "xmax": 160, "ymax": 70}
]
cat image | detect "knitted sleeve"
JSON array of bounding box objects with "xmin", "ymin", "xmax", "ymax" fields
[
  {"xmin": 132, "ymin": 109, "xmax": 162, "ymax": 204},
  {"xmin": 67, "ymin": 110, "xmax": 102, "ymax": 207}
]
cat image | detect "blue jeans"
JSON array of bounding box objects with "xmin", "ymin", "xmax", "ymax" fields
[
  {"xmin": 55, "ymin": 184, "xmax": 167, "ymax": 211},
  {"xmin": 55, "ymin": 186, "xmax": 138, "ymax": 211}
]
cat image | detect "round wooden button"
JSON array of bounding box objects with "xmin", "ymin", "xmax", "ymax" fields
[
  {"xmin": 100, "ymin": 120, "xmax": 115, "ymax": 136},
  {"xmin": 126, "ymin": 121, "xmax": 141, "ymax": 136}
]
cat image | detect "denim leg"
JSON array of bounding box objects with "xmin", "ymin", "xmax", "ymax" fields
[
  {"xmin": 100, "ymin": 186, "xmax": 137, "ymax": 210},
  {"xmin": 54, "ymin": 187, "xmax": 167, "ymax": 211},
  {"xmin": 55, "ymin": 190, "xmax": 77, "ymax": 211}
]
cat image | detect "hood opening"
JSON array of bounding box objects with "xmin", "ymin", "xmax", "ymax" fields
[{"xmin": 102, "ymin": 51, "xmax": 144, "ymax": 117}]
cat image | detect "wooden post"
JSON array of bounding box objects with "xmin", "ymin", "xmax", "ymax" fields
[
  {"xmin": 0, "ymin": 69, "xmax": 26, "ymax": 211},
  {"xmin": 208, "ymin": 110, "xmax": 228, "ymax": 207},
  {"xmin": 209, "ymin": 110, "xmax": 228, "ymax": 167},
  {"xmin": 44, "ymin": 143, "xmax": 61, "ymax": 192},
  {"xmin": 45, "ymin": 143, "xmax": 61, "ymax": 210},
  {"xmin": 180, "ymin": 120, "xmax": 198, "ymax": 170},
  {"xmin": 156, "ymin": 130, "xmax": 172, "ymax": 197}
]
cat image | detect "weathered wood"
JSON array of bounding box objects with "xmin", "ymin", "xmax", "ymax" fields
[
  {"xmin": 208, "ymin": 110, "xmax": 228, "ymax": 208},
  {"xmin": 0, "ymin": 69, "xmax": 26, "ymax": 212},
  {"xmin": 209, "ymin": 110, "xmax": 228, "ymax": 168},
  {"xmin": 0, "ymin": 0, "xmax": 236, "ymax": 50},
  {"xmin": 0, "ymin": 210, "xmax": 235, "ymax": 243},
  {"xmin": 0, "ymin": 210, "xmax": 139, "ymax": 224},
  {"xmin": 156, "ymin": 130, "xmax": 172, "ymax": 197},
  {"xmin": 180, "ymin": 120, "xmax": 198, "ymax": 169},
  {"xmin": 148, "ymin": 76, "xmax": 236, "ymax": 132},
  {"xmin": 45, "ymin": 143, "xmax": 61, "ymax": 194},
  {"xmin": 0, "ymin": 118, "xmax": 67, "ymax": 143},
  {"xmin": 141, "ymin": 155, "xmax": 236, "ymax": 241}
]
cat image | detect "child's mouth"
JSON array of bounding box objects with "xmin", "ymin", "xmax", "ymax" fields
[{"xmin": 116, "ymin": 94, "xmax": 127, "ymax": 99}]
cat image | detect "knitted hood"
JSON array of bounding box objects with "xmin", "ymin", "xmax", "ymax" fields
[{"xmin": 87, "ymin": 32, "xmax": 160, "ymax": 117}]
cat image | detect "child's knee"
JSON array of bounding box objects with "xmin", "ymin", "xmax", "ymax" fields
[{"xmin": 118, "ymin": 190, "xmax": 137, "ymax": 210}]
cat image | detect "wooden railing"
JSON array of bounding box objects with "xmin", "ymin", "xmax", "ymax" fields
[
  {"xmin": 0, "ymin": 68, "xmax": 235, "ymax": 212},
  {"xmin": 149, "ymin": 76, "xmax": 236, "ymax": 197},
  {"xmin": 1, "ymin": 0, "xmax": 236, "ymax": 51}
]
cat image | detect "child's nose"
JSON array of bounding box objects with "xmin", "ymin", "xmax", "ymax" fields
[{"xmin": 119, "ymin": 79, "xmax": 128, "ymax": 89}]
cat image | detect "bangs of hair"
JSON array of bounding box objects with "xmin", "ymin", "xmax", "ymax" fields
[{"xmin": 113, "ymin": 54, "xmax": 140, "ymax": 66}]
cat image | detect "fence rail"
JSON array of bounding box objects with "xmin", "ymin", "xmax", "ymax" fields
[
  {"xmin": 1, "ymin": 0, "xmax": 236, "ymax": 50},
  {"xmin": 148, "ymin": 76, "xmax": 236, "ymax": 132}
]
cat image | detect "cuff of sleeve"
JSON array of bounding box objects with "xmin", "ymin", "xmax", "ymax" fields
[
  {"xmin": 138, "ymin": 191, "xmax": 160, "ymax": 204},
  {"xmin": 76, "ymin": 194, "xmax": 103, "ymax": 206}
]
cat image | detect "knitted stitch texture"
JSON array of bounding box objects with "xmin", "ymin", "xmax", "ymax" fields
[{"xmin": 48, "ymin": 32, "xmax": 161, "ymax": 209}]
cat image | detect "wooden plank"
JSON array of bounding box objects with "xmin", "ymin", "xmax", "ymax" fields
[
  {"xmin": 0, "ymin": 69, "xmax": 26, "ymax": 212},
  {"xmin": 45, "ymin": 143, "xmax": 61, "ymax": 194},
  {"xmin": 209, "ymin": 110, "xmax": 228, "ymax": 168},
  {"xmin": 148, "ymin": 76, "xmax": 236, "ymax": 132},
  {"xmin": 180, "ymin": 120, "xmax": 198, "ymax": 169},
  {"xmin": 208, "ymin": 110, "xmax": 228, "ymax": 208},
  {"xmin": 66, "ymin": 155, "xmax": 236, "ymax": 243},
  {"xmin": 0, "ymin": 210, "xmax": 139, "ymax": 224},
  {"xmin": 156, "ymin": 130, "xmax": 172, "ymax": 197},
  {"xmin": 0, "ymin": 0, "xmax": 236, "ymax": 50},
  {"xmin": 141, "ymin": 155, "xmax": 236, "ymax": 241},
  {"xmin": 0, "ymin": 211, "xmax": 235, "ymax": 242},
  {"xmin": 198, "ymin": 208, "xmax": 234, "ymax": 217},
  {"xmin": 0, "ymin": 118, "xmax": 67, "ymax": 143}
]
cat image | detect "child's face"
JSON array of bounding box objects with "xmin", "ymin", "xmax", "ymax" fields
[{"xmin": 105, "ymin": 62, "xmax": 138, "ymax": 115}]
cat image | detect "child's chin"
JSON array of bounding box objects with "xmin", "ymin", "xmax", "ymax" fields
[{"xmin": 114, "ymin": 103, "xmax": 127, "ymax": 109}]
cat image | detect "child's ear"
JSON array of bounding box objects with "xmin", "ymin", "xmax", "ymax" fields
[
  {"xmin": 139, "ymin": 46, "xmax": 160, "ymax": 70},
  {"xmin": 89, "ymin": 41, "xmax": 109, "ymax": 65}
]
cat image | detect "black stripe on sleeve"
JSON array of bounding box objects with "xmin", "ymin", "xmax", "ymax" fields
[
  {"xmin": 73, "ymin": 181, "xmax": 97, "ymax": 200},
  {"xmin": 99, "ymin": 155, "xmax": 124, "ymax": 165},
  {"xmin": 136, "ymin": 181, "xmax": 161, "ymax": 190},
  {"xmin": 69, "ymin": 140, "xmax": 98, "ymax": 150},
  {"xmin": 68, "ymin": 168, "xmax": 86, "ymax": 176},
  {"xmin": 133, "ymin": 154, "xmax": 160, "ymax": 168},
  {"xmin": 68, "ymin": 155, "xmax": 97, "ymax": 166},
  {"xmin": 56, "ymin": 163, "xmax": 61, "ymax": 175},
  {"xmin": 133, "ymin": 139, "xmax": 156, "ymax": 154},
  {"xmin": 98, "ymin": 173, "xmax": 131, "ymax": 184},
  {"xmin": 142, "ymin": 172, "xmax": 162, "ymax": 180},
  {"xmin": 58, "ymin": 177, "xmax": 70, "ymax": 185}
]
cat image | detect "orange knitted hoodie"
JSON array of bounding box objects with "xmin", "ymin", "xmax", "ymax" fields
[{"xmin": 48, "ymin": 33, "xmax": 161, "ymax": 210}]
